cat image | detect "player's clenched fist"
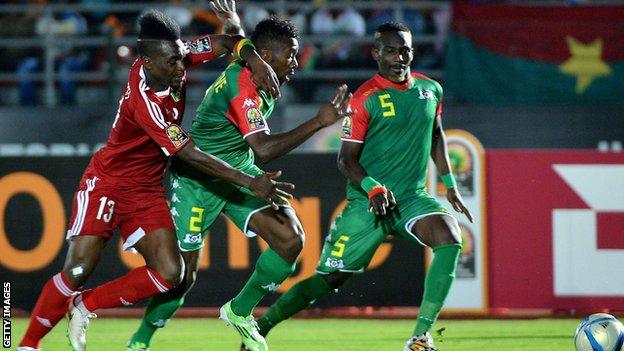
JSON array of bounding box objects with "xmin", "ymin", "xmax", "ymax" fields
[
  {"xmin": 368, "ymin": 186, "xmax": 397, "ymax": 216},
  {"xmin": 249, "ymin": 170, "xmax": 295, "ymax": 209}
]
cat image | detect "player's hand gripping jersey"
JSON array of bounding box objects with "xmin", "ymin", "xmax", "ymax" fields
[
  {"xmin": 186, "ymin": 61, "xmax": 275, "ymax": 172},
  {"xmin": 341, "ymin": 73, "xmax": 443, "ymax": 200},
  {"xmin": 87, "ymin": 35, "xmax": 218, "ymax": 189}
]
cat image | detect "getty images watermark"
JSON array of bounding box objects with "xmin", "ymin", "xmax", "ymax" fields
[{"xmin": 3, "ymin": 282, "xmax": 10, "ymax": 348}]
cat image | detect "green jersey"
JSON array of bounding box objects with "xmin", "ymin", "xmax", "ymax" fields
[
  {"xmin": 189, "ymin": 61, "xmax": 275, "ymax": 170},
  {"xmin": 341, "ymin": 72, "xmax": 443, "ymax": 200}
]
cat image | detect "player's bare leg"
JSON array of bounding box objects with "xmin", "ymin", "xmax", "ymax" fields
[
  {"xmin": 68, "ymin": 229, "xmax": 183, "ymax": 351},
  {"xmin": 405, "ymin": 214, "xmax": 461, "ymax": 351},
  {"xmin": 127, "ymin": 249, "xmax": 202, "ymax": 350},
  {"xmin": 221, "ymin": 206, "xmax": 304, "ymax": 351},
  {"xmin": 18, "ymin": 236, "xmax": 104, "ymax": 350}
]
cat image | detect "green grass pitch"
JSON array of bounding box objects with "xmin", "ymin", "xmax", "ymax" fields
[{"xmin": 11, "ymin": 317, "xmax": 579, "ymax": 350}]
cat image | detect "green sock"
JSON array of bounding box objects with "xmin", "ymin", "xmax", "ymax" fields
[
  {"xmin": 256, "ymin": 274, "xmax": 333, "ymax": 336},
  {"xmin": 129, "ymin": 295, "xmax": 186, "ymax": 346},
  {"xmin": 413, "ymin": 243, "xmax": 461, "ymax": 336},
  {"xmin": 231, "ymin": 249, "xmax": 296, "ymax": 317}
]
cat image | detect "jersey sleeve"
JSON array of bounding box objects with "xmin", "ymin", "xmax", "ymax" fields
[
  {"xmin": 341, "ymin": 94, "xmax": 369, "ymax": 143},
  {"xmin": 133, "ymin": 94, "xmax": 190, "ymax": 156},
  {"xmin": 185, "ymin": 35, "xmax": 217, "ymax": 67},
  {"xmin": 225, "ymin": 77, "xmax": 270, "ymax": 138},
  {"xmin": 433, "ymin": 80, "xmax": 444, "ymax": 118}
]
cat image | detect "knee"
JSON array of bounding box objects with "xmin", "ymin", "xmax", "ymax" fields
[
  {"xmin": 323, "ymin": 272, "xmax": 351, "ymax": 290},
  {"xmin": 280, "ymin": 230, "xmax": 304, "ymax": 262},
  {"xmin": 436, "ymin": 217, "xmax": 462, "ymax": 247},
  {"xmin": 154, "ymin": 257, "xmax": 184, "ymax": 287},
  {"xmin": 183, "ymin": 269, "xmax": 198, "ymax": 292},
  {"xmin": 63, "ymin": 263, "xmax": 92, "ymax": 288}
]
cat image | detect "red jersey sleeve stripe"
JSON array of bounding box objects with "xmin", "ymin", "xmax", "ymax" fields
[{"xmin": 139, "ymin": 80, "xmax": 167, "ymax": 129}]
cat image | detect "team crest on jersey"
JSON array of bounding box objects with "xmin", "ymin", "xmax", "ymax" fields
[
  {"xmin": 342, "ymin": 116, "xmax": 353, "ymax": 137},
  {"xmin": 246, "ymin": 107, "xmax": 265, "ymax": 130},
  {"xmin": 166, "ymin": 124, "xmax": 188, "ymax": 148},
  {"xmin": 188, "ymin": 36, "xmax": 212, "ymax": 54},
  {"xmin": 171, "ymin": 90, "xmax": 181, "ymax": 102},
  {"xmin": 418, "ymin": 89, "xmax": 435, "ymax": 100}
]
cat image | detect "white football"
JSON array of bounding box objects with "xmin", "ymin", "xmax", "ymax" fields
[{"xmin": 575, "ymin": 313, "xmax": 624, "ymax": 351}]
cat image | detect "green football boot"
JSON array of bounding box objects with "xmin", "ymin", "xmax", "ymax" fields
[{"xmin": 219, "ymin": 300, "xmax": 267, "ymax": 351}]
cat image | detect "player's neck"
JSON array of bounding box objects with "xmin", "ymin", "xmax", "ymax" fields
[
  {"xmin": 144, "ymin": 72, "xmax": 169, "ymax": 92},
  {"xmin": 378, "ymin": 71, "xmax": 410, "ymax": 84}
]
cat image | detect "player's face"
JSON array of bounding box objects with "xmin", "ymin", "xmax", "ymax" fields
[
  {"xmin": 145, "ymin": 40, "xmax": 186, "ymax": 90},
  {"xmin": 373, "ymin": 31, "xmax": 413, "ymax": 83},
  {"xmin": 269, "ymin": 38, "xmax": 299, "ymax": 85}
]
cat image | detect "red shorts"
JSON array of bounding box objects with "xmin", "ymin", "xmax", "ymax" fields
[{"xmin": 66, "ymin": 174, "xmax": 174, "ymax": 250}]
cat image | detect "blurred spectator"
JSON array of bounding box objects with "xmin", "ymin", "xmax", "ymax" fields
[
  {"xmin": 310, "ymin": 5, "xmax": 365, "ymax": 68},
  {"xmin": 367, "ymin": 7, "xmax": 426, "ymax": 35},
  {"xmin": 240, "ymin": 0, "xmax": 270, "ymax": 33},
  {"xmin": 12, "ymin": 1, "xmax": 90, "ymax": 105},
  {"xmin": 163, "ymin": 0, "xmax": 193, "ymax": 32}
]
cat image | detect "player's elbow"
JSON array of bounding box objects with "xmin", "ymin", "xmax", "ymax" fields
[
  {"xmin": 252, "ymin": 147, "xmax": 274, "ymax": 164},
  {"xmin": 337, "ymin": 154, "xmax": 353, "ymax": 176}
]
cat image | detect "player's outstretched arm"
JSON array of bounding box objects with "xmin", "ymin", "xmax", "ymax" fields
[
  {"xmin": 174, "ymin": 140, "xmax": 294, "ymax": 208},
  {"xmin": 246, "ymin": 84, "xmax": 352, "ymax": 163},
  {"xmin": 210, "ymin": 0, "xmax": 244, "ymax": 35},
  {"xmin": 431, "ymin": 117, "xmax": 474, "ymax": 222},
  {"xmin": 338, "ymin": 142, "xmax": 396, "ymax": 216}
]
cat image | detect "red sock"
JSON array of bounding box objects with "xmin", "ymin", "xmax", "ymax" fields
[
  {"xmin": 80, "ymin": 266, "xmax": 172, "ymax": 312},
  {"xmin": 20, "ymin": 272, "xmax": 77, "ymax": 348}
]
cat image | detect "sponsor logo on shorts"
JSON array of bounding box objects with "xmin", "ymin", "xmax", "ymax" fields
[
  {"xmin": 183, "ymin": 233, "xmax": 202, "ymax": 244},
  {"xmin": 166, "ymin": 124, "xmax": 188, "ymax": 148},
  {"xmin": 325, "ymin": 257, "xmax": 345, "ymax": 269}
]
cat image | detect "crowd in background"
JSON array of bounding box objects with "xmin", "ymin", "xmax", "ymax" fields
[{"xmin": 0, "ymin": 0, "xmax": 450, "ymax": 106}]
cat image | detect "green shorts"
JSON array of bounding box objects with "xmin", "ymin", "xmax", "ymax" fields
[
  {"xmin": 316, "ymin": 189, "xmax": 455, "ymax": 274},
  {"xmin": 169, "ymin": 167, "xmax": 289, "ymax": 252}
]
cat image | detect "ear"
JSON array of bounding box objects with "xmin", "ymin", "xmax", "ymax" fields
[
  {"xmin": 371, "ymin": 47, "xmax": 380, "ymax": 62},
  {"xmin": 142, "ymin": 56, "xmax": 152, "ymax": 70}
]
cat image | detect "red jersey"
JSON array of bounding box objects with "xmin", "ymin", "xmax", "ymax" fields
[{"xmin": 86, "ymin": 35, "xmax": 217, "ymax": 189}]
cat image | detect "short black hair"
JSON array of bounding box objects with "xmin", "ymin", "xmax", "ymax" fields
[
  {"xmin": 374, "ymin": 21, "xmax": 411, "ymax": 49},
  {"xmin": 137, "ymin": 10, "xmax": 180, "ymax": 58},
  {"xmin": 250, "ymin": 16, "xmax": 299, "ymax": 51},
  {"xmin": 138, "ymin": 10, "xmax": 180, "ymax": 40}
]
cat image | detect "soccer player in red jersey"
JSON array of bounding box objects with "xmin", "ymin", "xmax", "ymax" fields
[{"xmin": 17, "ymin": 9, "xmax": 291, "ymax": 351}]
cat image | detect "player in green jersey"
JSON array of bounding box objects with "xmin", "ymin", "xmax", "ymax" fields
[
  {"xmin": 126, "ymin": 2, "xmax": 352, "ymax": 351},
  {"xmin": 254, "ymin": 22, "xmax": 474, "ymax": 351}
]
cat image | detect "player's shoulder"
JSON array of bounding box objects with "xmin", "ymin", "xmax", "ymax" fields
[
  {"xmin": 352, "ymin": 76, "xmax": 384, "ymax": 102},
  {"xmin": 223, "ymin": 61, "xmax": 256, "ymax": 94},
  {"xmin": 411, "ymin": 72, "xmax": 443, "ymax": 94}
]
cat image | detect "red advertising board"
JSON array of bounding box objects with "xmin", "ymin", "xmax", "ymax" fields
[{"xmin": 487, "ymin": 150, "xmax": 624, "ymax": 311}]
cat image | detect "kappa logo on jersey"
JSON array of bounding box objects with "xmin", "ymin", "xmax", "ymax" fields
[
  {"xmin": 242, "ymin": 98, "xmax": 257, "ymax": 108},
  {"xmin": 188, "ymin": 37, "xmax": 212, "ymax": 54},
  {"xmin": 342, "ymin": 116, "xmax": 353, "ymax": 137},
  {"xmin": 246, "ymin": 107, "xmax": 265, "ymax": 130},
  {"xmin": 166, "ymin": 124, "xmax": 188, "ymax": 148},
  {"xmin": 418, "ymin": 89, "xmax": 435, "ymax": 100}
]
